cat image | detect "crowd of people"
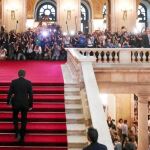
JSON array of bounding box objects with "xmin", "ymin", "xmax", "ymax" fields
[
  {"xmin": 0, "ymin": 24, "xmax": 67, "ymax": 61},
  {"xmin": 0, "ymin": 24, "xmax": 150, "ymax": 60},
  {"xmin": 107, "ymin": 116, "xmax": 138, "ymax": 150}
]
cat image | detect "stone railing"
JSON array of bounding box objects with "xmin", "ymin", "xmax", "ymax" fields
[
  {"xmin": 74, "ymin": 48, "xmax": 150, "ymax": 64},
  {"xmin": 131, "ymin": 49, "xmax": 150, "ymax": 63},
  {"xmin": 67, "ymin": 48, "xmax": 96, "ymax": 82},
  {"xmin": 66, "ymin": 48, "xmax": 114, "ymax": 150}
]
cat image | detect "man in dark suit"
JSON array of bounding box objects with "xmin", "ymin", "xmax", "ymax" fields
[
  {"xmin": 83, "ymin": 127, "xmax": 108, "ymax": 150},
  {"xmin": 142, "ymin": 30, "xmax": 150, "ymax": 48},
  {"xmin": 7, "ymin": 69, "xmax": 33, "ymax": 143}
]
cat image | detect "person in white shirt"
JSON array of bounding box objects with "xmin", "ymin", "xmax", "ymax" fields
[
  {"xmin": 117, "ymin": 118, "xmax": 123, "ymax": 139},
  {"xmin": 26, "ymin": 42, "xmax": 33, "ymax": 59},
  {"xmin": 130, "ymin": 122, "xmax": 137, "ymax": 137},
  {"xmin": 0, "ymin": 46, "xmax": 7, "ymax": 60},
  {"xmin": 122, "ymin": 120, "xmax": 128, "ymax": 147},
  {"xmin": 87, "ymin": 35, "xmax": 94, "ymax": 48},
  {"xmin": 33, "ymin": 45, "xmax": 42, "ymax": 60}
]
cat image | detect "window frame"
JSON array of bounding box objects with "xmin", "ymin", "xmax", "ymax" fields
[
  {"xmin": 103, "ymin": 3, "xmax": 107, "ymax": 19},
  {"xmin": 35, "ymin": 1, "xmax": 57, "ymax": 22},
  {"xmin": 137, "ymin": 3, "xmax": 147, "ymax": 27},
  {"xmin": 81, "ymin": 4, "xmax": 89, "ymax": 22}
]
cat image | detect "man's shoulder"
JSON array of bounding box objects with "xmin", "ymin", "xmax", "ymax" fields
[
  {"xmin": 97, "ymin": 143, "xmax": 107, "ymax": 149},
  {"xmin": 24, "ymin": 79, "xmax": 32, "ymax": 86},
  {"xmin": 83, "ymin": 143, "xmax": 107, "ymax": 150},
  {"xmin": 24, "ymin": 79, "xmax": 32, "ymax": 83},
  {"xmin": 102, "ymin": 145, "xmax": 108, "ymax": 149},
  {"xmin": 11, "ymin": 78, "xmax": 18, "ymax": 83},
  {"xmin": 12, "ymin": 78, "xmax": 32, "ymax": 84}
]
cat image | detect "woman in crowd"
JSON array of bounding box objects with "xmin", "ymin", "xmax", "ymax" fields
[
  {"xmin": 0, "ymin": 46, "xmax": 7, "ymax": 60},
  {"xmin": 33, "ymin": 45, "xmax": 42, "ymax": 60}
]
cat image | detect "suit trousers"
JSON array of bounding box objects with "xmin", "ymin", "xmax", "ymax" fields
[{"xmin": 12, "ymin": 107, "xmax": 28, "ymax": 138}]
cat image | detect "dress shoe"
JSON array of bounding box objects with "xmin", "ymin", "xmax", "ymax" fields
[
  {"xmin": 18, "ymin": 136, "xmax": 24, "ymax": 145},
  {"xmin": 16, "ymin": 132, "xmax": 21, "ymax": 140},
  {"xmin": 15, "ymin": 130, "xmax": 20, "ymax": 138}
]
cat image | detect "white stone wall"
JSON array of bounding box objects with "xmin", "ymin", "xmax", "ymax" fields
[
  {"xmin": 57, "ymin": 0, "xmax": 81, "ymax": 34},
  {"xmin": 111, "ymin": 0, "xmax": 137, "ymax": 32},
  {"xmin": 2, "ymin": 0, "xmax": 26, "ymax": 32},
  {"xmin": 107, "ymin": 94, "xmax": 116, "ymax": 122}
]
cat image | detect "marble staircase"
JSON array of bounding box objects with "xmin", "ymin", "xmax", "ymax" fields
[
  {"xmin": 62, "ymin": 65, "xmax": 88, "ymax": 150},
  {"xmin": 65, "ymin": 85, "xmax": 87, "ymax": 149}
]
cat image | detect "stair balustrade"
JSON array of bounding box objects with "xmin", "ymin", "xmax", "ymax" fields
[{"xmin": 67, "ymin": 48, "xmax": 114, "ymax": 150}]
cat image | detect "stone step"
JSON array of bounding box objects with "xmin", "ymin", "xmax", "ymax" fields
[
  {"xmin": 68, "ymin": 135, "xmax": 88, "ymax": 148},
  {"xmin": 66, "ymin": 113, "xmax": 84, "ymax": 124},
  {"xmin": 65, "ymin": 104, "xmax": 82, "ymax": 113},
  {"xmin": 65, "ymin": 87, "xmax": 80, "ymax": 92},
  {"xmin": 65, "ymin": 84, "xmax": 80, "ymax": 88},
  {"xmin": 61, "ymin": 65, "xmax": 80, "ymax": 85},
  {"xmin": 61, "ymin": 64, "xmax": 78, "ymax": 85},
  {"xmin": 65, "ymin": 95, "xmax": 81, "ymax": 104},
  {"xmin": 67, "ymin": 124, "xmax": 86, "ymax": 135},
  {"xmin": 68, "ymin": 149, "xmax": 82, "ymax": 150},
  {"xmin": 65, "ymin": 87, "xmax": 80, "ymax": 95}
]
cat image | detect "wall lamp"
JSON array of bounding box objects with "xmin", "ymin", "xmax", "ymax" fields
[
  {"xmin": 6, "ymin": 4, "xmax": 18, "ymax": 20},
  {"xmin": 122, "ymin": 9, "xmax": 128, "ymax": 20},
  {"xmin": 121, "ymin": 7, "xmax": 132, "ymax": 21}
]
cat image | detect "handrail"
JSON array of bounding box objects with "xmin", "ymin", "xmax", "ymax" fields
[
  {"xmin": 68, "ymin": 48, "xmax": 96, "ymax": 62},
  {"xmin": 67, "ymin": 48, "xmax": 114, "ymax": 150}
]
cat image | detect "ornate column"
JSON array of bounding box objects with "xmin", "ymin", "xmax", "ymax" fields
[
  {"xmin": 110, "ymin": 0, "xmax": 136, "ymax": 32},
  {"xmin": 0, "ymin": 0, "xmax": 2, "ymax": 24},
  {"xmin": 57, "ymin": 0, "xmax": 81, "ymax": 34},
  {"xmin": 137, "ymin": 94, "xmax": 149, "ymax": 150}
]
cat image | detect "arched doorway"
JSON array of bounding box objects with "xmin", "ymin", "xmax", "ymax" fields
[{"xmin": 81, "ymin": 1, "xmax": 91, "ymax": 33}]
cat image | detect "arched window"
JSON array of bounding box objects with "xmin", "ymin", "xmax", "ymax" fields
[
  {"xmin": 36, "ymin": 1, "xmax": 56, "ymax": 21},
  {"xmin": 81, "ymin": 4, "xmax": 88, "ymax": 22},
  {"xmin": 137, "ymin": 3, "xmax": 147, "ymax": 28},
  {"xmin": 81, "ymin": 3, "xmax": 90, "ymax": 33}
]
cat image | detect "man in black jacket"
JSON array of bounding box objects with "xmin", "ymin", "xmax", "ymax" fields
[
  {"xmin": 83, "ymin": 127, "xmax": 107, "ymax": 150},
  {"xmin": 7, "ymin": 69, "xmax": 33, "ymax": 143}
]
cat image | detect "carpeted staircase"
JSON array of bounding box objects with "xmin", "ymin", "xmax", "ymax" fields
[
  {"xmin": 0, "ymin": 83, "xmax": 67, "ymax": 149},
  {"xmin": 0, "ymin": 61, "xmax": 68, "ymax": 150}
]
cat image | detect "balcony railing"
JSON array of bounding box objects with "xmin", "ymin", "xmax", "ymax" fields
[{"xmin": 74, "ymin": 48, "xmax": 150, "ymax": 64}]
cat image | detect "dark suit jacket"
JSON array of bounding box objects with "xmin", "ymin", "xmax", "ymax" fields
[
  {"xmin": 83, "ymin": 142, "xmax": 107, "ymax": 150},
  {"xmin": 142, "ymin": 34, "xmax": 150, "ymax": 48},
  {"xmin": 7, "ymin": 77, "xmax": 33, "ymax": 109}
]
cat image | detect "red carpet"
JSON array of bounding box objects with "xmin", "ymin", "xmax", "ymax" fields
[
  {"xmin": 0, "ymin": 61, "xmax": 64, "ymax": 85},
  {"xmin": 0, "ymin": 61, "xmax": 67, "ymax": 150}
]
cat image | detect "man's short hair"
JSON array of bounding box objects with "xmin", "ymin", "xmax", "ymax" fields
[
  {"xmin": 87, "ymin": 127, "xmax": 98, "ymax": 143},
  {"xmin": 18, "ymin": 69, "xmax": 25, "ymax": 77}
]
